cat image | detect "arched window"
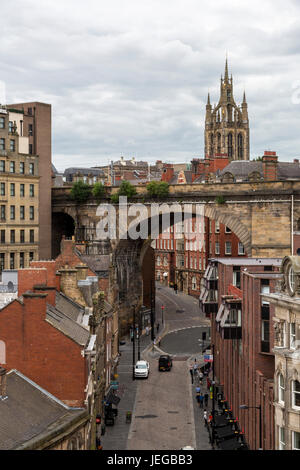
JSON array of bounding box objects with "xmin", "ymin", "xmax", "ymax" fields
[
  {"xmin": 217, "ymin": 133, "xmax": 221, "ymax": 154},
  {"xmin": 210, "ymin": 133, "xmax": 214, "ymax": 156},
  {"xmin": 227, "ymin": 133, "xmax": 233, "ymax": 158},
  {"xmin": 163, "ymin": 256, "xmax": 168, "ymax": 267},
  {"xmin": 157, "ymin": 256, "xmax": 161, "ymax": 266},
  {"xmin": 278, "ymin": 373, "xmax": 285, "ymax": 403},
  {"xmin": 227, "ymin": 105, "xmax": 232, "ymax": 122},
  {"xmin": 0, "ymin": 341, "xmax": 5, "ymax": 364},
  {"xmin": 238, "ymin": 133, "xmax": 244, "ymax": 159},
  {"xmin": 292, "ymin": 380, "xmax": 300, "ymax": 409}
]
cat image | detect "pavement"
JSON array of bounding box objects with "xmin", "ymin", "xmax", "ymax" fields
[{"xmin": 101, "ymin": 283, "xmax": 213, "ymax": 451}]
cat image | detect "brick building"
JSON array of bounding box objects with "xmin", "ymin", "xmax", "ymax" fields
[
  {"xmin": 201, "ymin": 257, "xmax": 282, "ymax": 449},
  {"xmin": 155, "ymin": 217, "xmax": 246, "ymax": 298}
]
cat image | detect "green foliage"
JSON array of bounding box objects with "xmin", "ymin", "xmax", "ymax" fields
[
  {"xmin": 110, "ymin": 193, "xmax": 119, "ymax": 203},
  {"xmin": 146, "ymin": 181, "xmax": 169, "ymax": 198},
  {"xmin": 92, "ymin": 182, "xmax": 106, "ymax": 200},
  {"xmin": 215, "ymin": 195, "xmax": 226, "ymax": 205},
  {"xmin": 110, "ymin": 180, "xmax": 137, "ymax": 203},
  {"xmin": 252, "ymin": 156, "xmax": 263, "ymax": 161},
  {"xmin": 118, "ymin": 180, "xmax": 137, "ymax": 198},
  {"xmin": 70, "ymin": 180, "xmax": 92, "ymax": 204}
]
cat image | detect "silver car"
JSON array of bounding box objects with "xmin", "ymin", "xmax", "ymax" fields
[{"xmin": 134, "ymin": 360, "xmax": 150, "ymax": 378}]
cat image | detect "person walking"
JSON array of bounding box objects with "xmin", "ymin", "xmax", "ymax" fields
[
  {"xmin": 145, "ymin": 326, "xmax": 149, "ymax": 336},
  {"xmin": 207, "ymin": 377, "xmax": 211, "ymax": 389},
  {"xmin": 199, "ymin": 393, "xmax": 204, "ymax": 409},
  {"xmin": 195, "ymin": 385, "xmax": 201, "ymax": 396},
  {"xmin": 199, "ymin": 370, "xmax": 204, "ymax": 385},
  {"xmin": 204, "ymin": 392, "xmax": 209, "ymax": 407},
  {"xmin": 203, "ymin": 409, "xmax": 208, "ymax": 428},
  {"xmin": 189, "ymin": 365, "xmax": 194, "ymax": 384},
  {"xmin": 174, "ymin": 283, "xmax": 178, "ymax": 294},
  {"xmin": 193, "ymin": 360, "xmax": 198, "ymax": 377},
  {"xmin": 156, "ymin": 323, "xmax": 160, "ymax": 333}
]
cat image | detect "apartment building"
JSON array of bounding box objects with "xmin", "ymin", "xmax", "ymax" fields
[
  {"xmin": 0, "ymin": 106, "xmax": 39, "ymax": 272},
  {"xmin": 7, "ymin": 102, "xmax": 52, "ymax": 260},
  {"xmin": 155, "ymin": 217, "xmax": 246, "ymax": 298},
  {"xmin": 262, "ymin": 256, "xmax": 300, "ymax": 450},
  {"xmin": 201, "ymin": 257, "xmax": 282, "ymax": 449}
]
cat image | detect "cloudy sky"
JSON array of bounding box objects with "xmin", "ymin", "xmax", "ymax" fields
[{"xmin": 1, "ymin": 0, "xmax": 300, "ymax": 171}]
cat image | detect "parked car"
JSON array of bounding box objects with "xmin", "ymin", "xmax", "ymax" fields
[
  {"xmin": 134, "ymin": 360, "xmax": 150, "ymax": 378},
  {"xmin": 158, "ymin": 354, "xmax": 172, "ymax": 371}
]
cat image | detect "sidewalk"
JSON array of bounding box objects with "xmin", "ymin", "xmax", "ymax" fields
[
  {"xmin": 188, "ymin": 353, "xmax": 213, "ymax": 450},
  {"xmin": 101, "ymin": 331, "xmax": 154, "ymax": 450}
]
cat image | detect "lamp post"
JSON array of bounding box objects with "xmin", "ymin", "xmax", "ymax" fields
[
  {"xmin": 161, "ymin": 305, "xmax": 164, "ymax": 325},
  {"xmin": 239, "ymin": 404, "xmax": 262, "ymax": 450},
  {"xmin": 132, "ymin": 307, "xmax": 136, "ymax": 381}
]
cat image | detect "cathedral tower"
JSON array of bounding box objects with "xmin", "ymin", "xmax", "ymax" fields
[{"xmin": 205, "ymin": 60, "xmax": 250, "ymax": 161}]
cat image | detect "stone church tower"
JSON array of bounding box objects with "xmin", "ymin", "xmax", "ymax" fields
[{"xmin": 205, "ymin": 60, "xmax": 250, "ymax": 160}]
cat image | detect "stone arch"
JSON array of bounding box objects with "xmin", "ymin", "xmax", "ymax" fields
[
  {"xmin": 51, "ymin": 212, "xmax": 75, "ymax": 258},
  {"xmin": 248, "ymin": 171, "xmax": 262, "ymax": 182},
  {"xmin": 221, "ymin": 172, "xmax": 235, "ymax": 183},
  {"xmin": 204, "ymin": 206, "xmax": 251, "ymax": 255}
]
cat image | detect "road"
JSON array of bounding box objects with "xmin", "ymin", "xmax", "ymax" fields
[{"xmin": 102, "ymin": 282, "xmax": 212, "ymax": 450}]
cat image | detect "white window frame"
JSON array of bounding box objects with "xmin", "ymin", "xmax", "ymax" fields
[
  {"xmin": 225, "ymin": 226, "xmax": 231, "ymax": 233},
  {"xmin": 225, "ymin": 241, "xmax": 232, "ymax": 255},
  {"xmin": 292, "ymin": 431, "xmax": 300, "ymax": 450},
  {"xmin": 238, "ymin": 242, "xmax": 245, "ymax": 255},
  {"xmin": 290, "ymin": 323, "xmax": 296, "ymax": 350},
  {"xmin": 279, "ymin": 427, "xmax": 285, "ymax": 450},
  {"xmin": 278, "ymin": 373, "xmax": 285, "ymax": 405},
  {"xmin": 192, "ymin": 276, "xmax": 197, "ymax": 290},
  {"xmin": 215, "ymin": 221, "xmax": 220, "ymax": 233},
  {"xmin": 215, "ymin": 241, "xmax": 220, "ymax": 255}
]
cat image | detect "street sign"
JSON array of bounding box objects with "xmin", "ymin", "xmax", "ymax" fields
[{"xmin": 204, "ymin": 354, "xmax": 213, "ymax": 362}]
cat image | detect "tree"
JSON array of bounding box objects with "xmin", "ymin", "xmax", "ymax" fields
[
  {"xmin": 92, "ymin": 182, "xmax": 106, "ymax": 201},
  {"xmin": 110, "ymin": 180, "xmax": 137, "ymax": 203},
  {"xmin": 70, "ymin": 180, "xmax": 92, "ymax": 204},
  {"xmin": 146, "ymin": 181, "xmax": 169, "ymax": 198}
]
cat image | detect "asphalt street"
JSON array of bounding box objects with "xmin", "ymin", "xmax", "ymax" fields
[{"xmin": 102, "ymin": 282, "xmax": 213, "ymax": 450}]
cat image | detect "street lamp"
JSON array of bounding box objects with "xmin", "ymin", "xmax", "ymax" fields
[
  {"xmin": 239, "ymin": 404, "xmax": 262, "ymax": 450},
  {"xmin": 161, "ymin": 305, "xmax": 165, "ymax": 325}
]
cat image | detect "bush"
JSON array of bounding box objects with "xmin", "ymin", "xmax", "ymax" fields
[
  {"xmin": 215, "ymin": 195, "xmax": 226, "ymax": 205},
  {"xmin": 92, "ymin": 182, "xmax": 106, "ymax": 201},
  {"xmin": 146, "ymin": 181, "xmax": 169, "ymax": 198},
  {"xmin": 70, "ymin": 181, "xmax": 92, "ymax": 204},
  {"xmin": 110, "ymin": 180, "xmax": 137, "ymax": 203}
]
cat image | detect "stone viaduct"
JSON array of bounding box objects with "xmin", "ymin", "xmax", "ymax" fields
[{"xmin": 52, "ymin": 180, "xmax": 300, "ymax": 328}]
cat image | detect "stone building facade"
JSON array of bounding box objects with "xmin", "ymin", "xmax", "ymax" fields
[
  {"xmin": 0, "ymin": 106, "xmax": 39, "ymax": 272},
  {"xmin": 204, "ymin": 60, "xmax": 249, "ymax": 161},
  {"xmin": 262, "ymin": 256, "xmax": 300, "ymax": 450}
]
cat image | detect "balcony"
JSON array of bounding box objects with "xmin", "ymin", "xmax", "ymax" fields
[{"xmin": 216, "ymin": 297, "xmax": 242, "ymax": 340}]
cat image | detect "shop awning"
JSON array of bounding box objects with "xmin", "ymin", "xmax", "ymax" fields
[
  {"xmin": 215, "ymin": 424, "xmax": 237, "ymax": 440},
  {"xmin": 218, "ymin": 437, "xmax": 245, "ymax": 450},
  {"xmin": 220, "ymin": 306, "xmax": 230, "ymax": 327},
  {"xmin": 213, "ymin": 414, "xmax": 229, "ymax": 428},
  {"xmin": 216, "ymin": 303, "xmax": 225, "ymax": 322}
]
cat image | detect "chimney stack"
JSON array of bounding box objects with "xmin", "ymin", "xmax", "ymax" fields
[{"xmin": 262, "ymin": 151, "xmax": 278, "ymax": 181}]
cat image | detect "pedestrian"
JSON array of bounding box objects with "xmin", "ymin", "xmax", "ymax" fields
[
  {"xmin": 207, "ymin": 377, "xmax": 211, "ymax": 389},
  {"xmin": 195, "ymin": 385, "xmax": 201, "ymax": 395},
  {"xmin": 204, "ymin": 392, "xmax": 209, "ymax": 407},
  {"xmin": 193, "ymin": 360, "xmax": 198, "ymax": 376},
  {"xmin": 153, "ymin": 337, "xmax": 157, "ymax": 346},
  {"xmin": 203, "ymin": 409, "xmax": 208, "ymax": 427},
  {"xmin": 199, "ymin": 370, "xmax": 204, "ymax": 385},
  {"xmin": 174, "ymin": 283, "xmax": 178, "ymax": 294},
  {"xmin": 199, "ymin": 393, "xmax": 204, "ymax": 408},
  {"xmin": 189, "ymin": 366, "xmax": 194, "ymax": 384},
  {"xmin": 145, "ymin": 326, "xmax": 149, "ymax": 336},
  {"xmin": 156, "ymin": 323, "xmax": 160, "ymax": 333}
]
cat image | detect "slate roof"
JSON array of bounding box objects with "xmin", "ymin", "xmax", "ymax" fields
[
  {"xmin": 79, "ymin": 254, "xmax": 110, "ymax": 274},
  {"xmin": 55, "ymin": 291, "xmax": 85, "ymax": 323},
  {"xmin": 219, "ymin": 160, "xmax": 300, "ymax": 180},
  {"xmin": 46, "ymin": 303, "xmax": 90, "ymax": 347},
  {"xmin": 0, "ymin": 370, "xmax": 86, "ymax": 450}
]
